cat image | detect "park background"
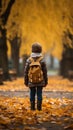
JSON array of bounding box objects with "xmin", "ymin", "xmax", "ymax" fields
[
  {"xmin": 0, "ymin": 0, "xmax": 73, "ymax": 130},
  {"xmin": 0, "ymin": 0, "xmax": 73, "ymax": 81}
]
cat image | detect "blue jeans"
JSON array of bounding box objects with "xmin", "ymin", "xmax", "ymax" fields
[{"xmin": 30, "ymin": 86, "xmax": 43, "ymax": 102}]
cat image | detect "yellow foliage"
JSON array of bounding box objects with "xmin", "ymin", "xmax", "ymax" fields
[{"xmin": 6, "ymin": 0, "xmax": 73, "ymax": 59}]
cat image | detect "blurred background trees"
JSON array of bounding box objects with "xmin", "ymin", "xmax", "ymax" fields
[
  {"xmin": 0, "ymin": 0, "xmax": 15, "ymax": 83},
  {"xmin": 0, "ymin": 0, "xmax": 73, "ymax": 84},
  {"xmin": 8, "ymin": 34, "xmax": 21, "ymax": 76},
  {"xmin": 60, "ymin": 30, "xmax": 73, "ymax": 79}
]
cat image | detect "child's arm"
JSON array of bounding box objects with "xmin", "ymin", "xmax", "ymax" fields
[
  {"xmin": 24, "ymin": 59, "xmax": 29, "ymax": 87},
  {"xmin": 41, "ymin": 60, "xmax": 48, "ymax": 87}
]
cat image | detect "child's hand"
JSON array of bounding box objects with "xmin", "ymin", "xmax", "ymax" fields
[{"xmin": 45, "ymin": 82, "xmax": 48, "ymax": 87}]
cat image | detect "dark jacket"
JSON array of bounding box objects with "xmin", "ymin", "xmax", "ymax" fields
[{"xmin": 24, "ymin": 56, "xmax": 48, "ymax": 87}]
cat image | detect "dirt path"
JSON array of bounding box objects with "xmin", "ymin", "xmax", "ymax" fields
[{"xmin": 0, "ymin": 90, "xmax": 73, "ymax": 99}]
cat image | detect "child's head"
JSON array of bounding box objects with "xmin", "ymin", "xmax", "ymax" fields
[{"xmin": 32, "ymin": 42, "xmax": 42, "ymax": 53}]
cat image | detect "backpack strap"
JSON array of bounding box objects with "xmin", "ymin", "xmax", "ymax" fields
[
  {"xmin": 37, "ymin": 56, "xmax": 43, "ymax": 62},
  {"xmin": 29, "ymin": 56, "xmax": 43, "ymax": 62},
  {"xmin": 29, "ymin": 57, "xmax": 34, "ymax": 62}
]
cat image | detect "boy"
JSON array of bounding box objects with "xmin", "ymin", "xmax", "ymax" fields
[{"xmin": 24, "ymin": 42, "xmax": 48, "ymax": 110}]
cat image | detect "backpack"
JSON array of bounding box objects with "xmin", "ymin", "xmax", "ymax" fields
[{"xmin": 28, "ymin": 57, "xmax": 44, "ymax": 83}]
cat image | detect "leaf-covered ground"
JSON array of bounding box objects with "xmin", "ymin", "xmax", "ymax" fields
[
  {"xmin": 0, "ymin": 76, "xmax": 73, "ymax": 130},
  {"xmin": 0, "ymin": 76, "xmax": 73, "ymax": 92},
  {"xmin": 0, "ymin": 96, "xmax": 73, "ymax": 130}
]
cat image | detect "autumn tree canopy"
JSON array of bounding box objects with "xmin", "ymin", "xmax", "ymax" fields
[{"xmin": 5, "ymin": 0, "xmax": 73, "ymax": 59}]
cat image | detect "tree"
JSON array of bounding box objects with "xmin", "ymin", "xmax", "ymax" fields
[
  {"xmin": 0, "ymin": 0, "xmax": 15, "ymax": 81},
  {"xmin": 60, "ymin": 30, "xmax": 73, "ymax": 79},
  {"xmin": 8, "ymin": 34, "xmax": 21, "ymax": 76},
  {"xmin": 50, "ymin": 54, "xmax": 54, "ymax": 69}
]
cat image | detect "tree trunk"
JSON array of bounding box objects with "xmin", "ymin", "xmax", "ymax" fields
[
  {"xmin": 0, "ymin": 0, "xmax": 15, "ymax": 81},
  {"xmin": 11, "ymin": 44, "xmax": 20, "ymax": 76},
  {"xmin": 0, "ymin": 28, "xmax": 11, "ymax": 81},
  {"xmin": 60, "ymin": 45, "xmax": 73, "ymax": 79},
  {"xmin": 50, "ymin": 55, "xmax": 54, "ymax": 69},
  {"xmin": 9, "ymin": 36, "xmax": 21, "ymax": 76}
]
